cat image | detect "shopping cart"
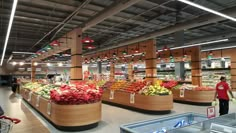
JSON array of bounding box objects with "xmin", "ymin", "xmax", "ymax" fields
[{"xmin": 0, "ymin": 116, "xmax": 21, "ymax": 133}]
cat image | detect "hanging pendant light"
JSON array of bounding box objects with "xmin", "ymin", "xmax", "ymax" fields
[
  {"xmin": 170, "ymin": 52, "xmax": 173, "ymax": 59},
  {"xmin": 163, "ymin": 45, "xmax": 169, "ymax": 51},
  {"xmin": 82, "ymin": 36, "xmax": 94, "ymax": 44},
  {"xmin": 158, "ymin": 54, "xmax": 161, "ymax": 60},
  {"xmin": 134, "ymin": 48, "xmax": 139, "ymax": 53},
  {"xmin": 45, "ymin": 45, "xmax": 53, "ymax": 50},
  {"xmin": 142, "ymin": 53, "xmax": 145, "ymax": 56},
  {"xmin": 122, "ymin": 50, "xmax": 127, "ymax": 55},
  {"xmin": 50, "ymin": 40, "xmax": 60, "ymax": 46},
  {"xmin": 113, "ymin": 53, "xmax": 116, "ymax": 57},
  {"xmin": 85, "ymin": 44, "xmax": 96, "ymax": 49}
]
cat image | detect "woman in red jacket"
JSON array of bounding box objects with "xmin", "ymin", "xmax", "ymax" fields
[{"xmin": 214, "ymin": 76, "xmax": 234, "ymax": 116}]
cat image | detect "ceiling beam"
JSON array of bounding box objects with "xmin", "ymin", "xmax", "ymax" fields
[
  {"xmin": 84, "ymin": 6, "xmax": 236, "ymax": 55},
  {"xmin": 82, "ymin": 0, "xmax": 143, "ymax": 31}
]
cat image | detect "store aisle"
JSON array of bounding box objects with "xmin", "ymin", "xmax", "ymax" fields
[
  {"xmin": 1, "ymin": 87, "xmax": 236, "ymax": 133},
  {"xmin": 0, "ymin": 87, "xmax": 49, "ymax": 133}
]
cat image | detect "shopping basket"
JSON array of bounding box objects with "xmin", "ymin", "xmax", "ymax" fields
[{"xmin": 0, "ymin": 116, "xmax": 20, "ymax": 133}]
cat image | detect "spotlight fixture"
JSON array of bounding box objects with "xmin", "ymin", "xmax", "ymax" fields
[
  {"xmin": 19, "ymin": 62, "xmax": 24, "ymax": 66},
  {"xmin": 34, "ymin": 62, "xmax": 38, "ymax": 66},
  {"xmin": 12, "ymin": 61, "xmax": 17, "ymax": 65}
]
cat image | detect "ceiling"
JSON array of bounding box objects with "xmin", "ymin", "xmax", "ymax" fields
[{"xmin": 1, "ymin": 0, "xmax": 236, "ymax": 62}]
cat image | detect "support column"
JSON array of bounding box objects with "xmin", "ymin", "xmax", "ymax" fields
[
  {"xmin": 145, "ymin": 39, "xmax": 157, "ymax": 84},
  {"xmin": 110, "ymin": 63, "xmax": 115, "ymax": 80},
  {"xmin": 31, "ymin": 61, "xmax": 36, "ymax": 82},
  {"xmin": 97, "ymin": 62, "xmax": 102, "ymax": 74},
  {"xmin": 231, "ymin": 54, "xmax": 236, "ymax": 90},
  {"xmin": 70, "ymin": 28, "xmax": 83, "ymax": 82},
  {"xmin": 128, "ymin": 64, "xmax": 134, "ymax": 81},
  {"xmin": 191, "ymin": 46, "xmax": 202, "ymax": 86}
]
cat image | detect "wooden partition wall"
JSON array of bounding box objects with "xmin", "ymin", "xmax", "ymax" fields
[{"xmin": 191, "ymin": 46, "xmax": 202, "ymax": 86}]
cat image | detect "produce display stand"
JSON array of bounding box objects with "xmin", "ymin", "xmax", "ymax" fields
[
  {"xmin": 20, "ymin": 87, "xmax": 101, "ymax": 131},
  {"xmin": 172, "ymin": 89, "xmax": 215, "ymax": 105},
  {"xmin": 102, "ymin": 89, "xmax": 173, "ymax": 113}
]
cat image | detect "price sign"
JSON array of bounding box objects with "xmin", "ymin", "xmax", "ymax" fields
[
  {"xmin": 28, "ymin": 91, "xmax": 33, "ymax": 102},
  {"xmin": 36, "ymin": 95, "xmax": 40, "ymax": 107},
  {"xmin": 180, "ymin": 89, "xmax": 185, "ymax": 98},
  {"xmin": 109, "ymin": 90, "xmax": 114, "ymax": 100},
  {"xmin": 47, "ymin": 102, "xmax": 51, "ymax": 115},
  {"xmin": 207, "ymin": 106, "xmax": 216, "ymax": 118},
  {"xmin": 130, "ymin": 93, "xmax": 135, "ymax": 104}
]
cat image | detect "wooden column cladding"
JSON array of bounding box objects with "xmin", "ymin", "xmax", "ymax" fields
[
  {"xmin": 191, "ymin": 46, "xmax": 202, "ymax": 86},
  {"xmin": 224, "ymin": 48, "xmax": 236, "ymax": 90},
  {"xmin": 128, "ymin": 64, "xmax": 133, "ymax": 81},
  {"xmin": 31, "ymin": 61, "xmax": 36, "ymax": 82},
  {"xmin": 70, "ymin": 28, "xmax": 83, "ymax": 82},
  {"xmin": 110, "ymin": 63, "xmax": 115, "ymax": 80},
  {"xmin": 145, "ymin": 39, "xmax": 157, "ymax": 84}
]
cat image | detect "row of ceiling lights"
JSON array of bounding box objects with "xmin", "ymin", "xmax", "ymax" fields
[{"xmin": 10, "ymin": 62, "xmax": 64, "ymax": 67}]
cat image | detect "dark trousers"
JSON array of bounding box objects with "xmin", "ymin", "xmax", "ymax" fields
[{"xmin": 219, "ymin": 99, "xmax": 229, "ymax": 116}]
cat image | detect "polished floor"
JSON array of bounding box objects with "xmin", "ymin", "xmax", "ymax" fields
[{"xmin": 0, "ymin": 87, "xmax": 235, "ymax": 133}]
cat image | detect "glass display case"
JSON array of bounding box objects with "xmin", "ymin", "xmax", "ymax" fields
[{"xmin": 120, "ymin": 113, "xmax": 207, "ymax": 133}]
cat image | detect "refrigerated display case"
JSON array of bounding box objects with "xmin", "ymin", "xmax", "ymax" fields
[
  {"xmin": 170, "ymin": 113, "xmax": 236, "ymax": 133},
  {"xmin": 120, "ymin": 113, "xmax": 207, "ymax": 133}
]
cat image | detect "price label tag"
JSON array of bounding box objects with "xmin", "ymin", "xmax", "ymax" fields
[
  {"xmin": 180, "ymin": 89, "xmax": 185, "ymax": 98},
  {"xmin": 130, "ymin": 93, "xmax": 135, "ymax": 104},
  {"xmin": 207, "ymin": 106, "xmax": 216, "ymax": 118},
  {"xmin": 109, "ymin": 90, "xmax": 114, "ymax": 100},
  {"xmin": 28, "ymin": 91, "xmax": 33, "ymax": 102},
  {"xmin": 47, "ymin": 102, "xmax": 51, "ymax": 115},
  {"xmin": 36, "ymin": 95, "xmax": 40, "ymax": 107}
]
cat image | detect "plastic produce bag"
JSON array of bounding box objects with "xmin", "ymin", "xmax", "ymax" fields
[{"xmin": 211, "ymin": 100, "xmax": 218, "ymax": 106}]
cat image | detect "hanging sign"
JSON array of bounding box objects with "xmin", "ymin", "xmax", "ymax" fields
[
  {"xmin": 207, "ymin": 106, "xmax": 216, "ymax": 118},
  {"xmin": 130, "ymin": 93, "xmax": 135, "ymax": 104},
  {"xmin": 109, "ymin": 90, "xmax": 115, "ymax": 100},
  {"xmin": 180, "ymin": 89, "xmax": 185, "ymax": 98},
  {"xmin": 36, "ymin": 95, "xmax": 40, "ymax": 107},
  {"xmin": 28, "ymin": 91, "xmax": 33, "ymax": 102},
  {"xmin": 47, "ymin": 102, "xmax": 51, "ymax": 115}
]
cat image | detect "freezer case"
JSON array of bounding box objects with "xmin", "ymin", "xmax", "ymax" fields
[
  {"xmin": 170, "ymin": 113, "xmax": 236, "ymax": 133},
  {"xmin": 120, "ymin": 113, "xmax": 207, "ymax": 133}
]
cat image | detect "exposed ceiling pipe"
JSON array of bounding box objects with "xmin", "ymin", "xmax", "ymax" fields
[
  {"xmin": 84, "ymin": 6, "xmax": 236, "ymax": 55},
  {"xmin": 82, "ymin": 0, "xmax": 143, "ymax": 31},
  {"xmin": 30, "ymin": 0, "xmax": 91, "ymax": 49}
]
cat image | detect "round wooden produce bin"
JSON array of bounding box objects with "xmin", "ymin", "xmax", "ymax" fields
[
  {"xmin": 102, "ymin": 89, "xmax": 173, "ymax": 112},
  {"xmin": 20, "ymin": 88, "xmax": 102, "ymax": 131},
  {"xmin": 172, "ymin": 89, "xmax": 215, "ymax": 105}
]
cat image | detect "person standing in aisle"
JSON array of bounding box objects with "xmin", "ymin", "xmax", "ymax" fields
[
  {"xmin": 11, "ymin": 77, "xmax": 18, "ymax": 94},
  {"xmin": 214, "ymin": 76, "xmax": 234, "ymax": 116}
]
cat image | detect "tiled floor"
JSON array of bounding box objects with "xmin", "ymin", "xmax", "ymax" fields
[{"xmin": 1, "ymin": 86, "xmax": 235, "ymax": 133}]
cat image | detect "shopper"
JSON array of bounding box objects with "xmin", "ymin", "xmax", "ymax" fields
[
  {"xmin": 214, "ymin": 76, "xmax": 234, "ymax": 116},
  {"xmin": 11, "ymin": 77, "xmax": 18, "ymax": 94}
]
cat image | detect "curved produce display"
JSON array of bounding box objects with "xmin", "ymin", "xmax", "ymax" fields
[
  {"xmin": 101, "ymin": 81, "xmax": 173, "ymax": 112},
  {"xmin": 20, "ymin": 82, "xmax": 102, "ymax": 131},
  {"xmin": 170, "ymin": 83, "xmax": 215, "ymax": 105}
]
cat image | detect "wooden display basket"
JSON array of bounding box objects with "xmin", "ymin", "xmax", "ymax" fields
[
  {"xmin": 20, "ymin": 88, "xmax": 101, "ymax": 131},
  {"xmin": 102, "ymin": 89, "xmax": 173, "ymax": 112}
]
